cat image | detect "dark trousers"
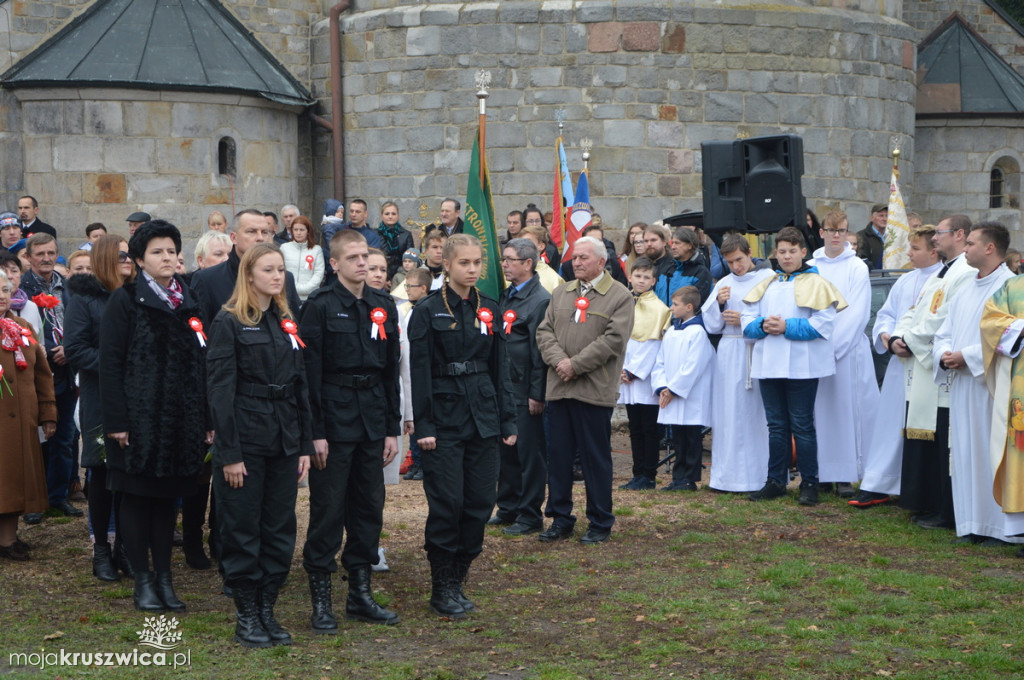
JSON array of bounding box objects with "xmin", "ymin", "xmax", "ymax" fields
[
  {"xmin": 670, "ymin": 424, "xmax": 703, "ymax": 483},
  {"xmin": 759, "ymin": 378, "xmax": 819, "ymax": 485},
  {"xmin": 44, "ymin": 389, "xmax": 78, "ymax": 505},
  {"xmin": 495, "ymin": 403, "xmax": 547, "ymax": 527},
  {"xmin": 545, "ymin": 399, "xmax": 614, "ymax": 532},
  {"xmin": 422, "ymin": 432, "xmax": 498, "ymax": 559},
  {"xmin": 899, "ymin": 407, "xmax": 955, "ymax": 523},
  {"xmin": 303, "ymin": 439, "xmax": 384, "ymax": 574},
  {"xmin": 120, "ymin": 493, "xmax": 176, "ymax": 573},
  {"xmin": 85, "ymin": 466, "xmax": 119, "ymax": 546},
  {"xmin": 626, "ymin": 404, "xmax": 661, "ymax": 480},
  {"xmin": 214, "ymin": 453, "xmax": 299, "ymax": 587}
]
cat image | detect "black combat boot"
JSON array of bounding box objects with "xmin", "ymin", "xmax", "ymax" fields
[
  {"xmin": 428, "ymin": 555, "xmax": 466, "ymax": 619},
  {"xmin": 345, "ymin": 567, "xmax": 399, "ymax": 625},
  {"xmin": 308, "ymin": 572, "xmax": 338, "ymax": 634},
  {"xmin": 259, "ymin": 581, "xmax": 292, "ymax": 645},
  {"xmin": 232, "ymin": 581, "xmax": 273, "ymax": 648},
  {"xmin": 451, "ymin": 554, "xmax": 476, "ymax": 613}
]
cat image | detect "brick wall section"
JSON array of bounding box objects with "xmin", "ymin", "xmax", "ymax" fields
[{"xmin": 310, "ymin": 0, "xmax": 916, "ymax": 234}]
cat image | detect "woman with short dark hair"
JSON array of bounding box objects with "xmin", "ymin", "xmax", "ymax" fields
[{"xmin": 100, "ymin": 220, "xmax": 211, "ymax": 611}]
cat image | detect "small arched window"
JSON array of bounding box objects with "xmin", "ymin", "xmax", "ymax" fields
[
  {"xmin": 991, "ymin": 167, "xmax": 1005, "ymax": 209},
  {"xmin": 218, "ymin": 137, "xmax": 236, "ymax": 178}
]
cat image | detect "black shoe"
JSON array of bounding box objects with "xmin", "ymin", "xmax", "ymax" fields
[
  {"xmin": 154, "ymin": 571, "xmax": 186, "ymax": 612},
  {"xmin": 951, "ymin": 534, "xmax": 982, "ymax": 545},
  {"xmin": 633, "ymin": 476, "xmax": 656, "ymax": 490},
  {"xmin": 835, "ymin": 483, "xmax": 856, "ymax": 499},
  {"xmin": 580, "ymin": 527, "xmax": 611, "ymax": 544},
  {"xmin": 259, "ymin": 582, "xmax": 293, "ymax": 645},
  {"xmin": 818, "ymin": 482, "xmax": 834, "ymax": 494},
  {"xmin": 133, "ymin": 572, "xmax": 165, "ymax": 611},
  {"xmin": 619, "ymin": 476, "xmax": 642, "ymax": 490},
  {"xmin": 183, "ymin": 540, "xmax": 212, "ymax": 570},
  {"xmin": 452, "ymin": 555, "xmax": 476, "ymax": 613},
  {"xmin": 345, "ymin": 567, "xmax": 399, "ymax": 625},
  {"xmin": 308, "ymin": 572, "xmax": 338, "ymax": 634},
  {"xmin": 233, "ymin": 582, "xmax": 273, "ymax": 648},
  {"xmin": 979, "ymin": 537, "xmax": 1011, "ymax": 547},
  {"xmin": 428, "ymin": 557, "xmax": 466, "ymax": 619},
  {"xmin": 14, "ymin": 537, "xmax": 31, "ymax": 551},
  {"xmin": 848, "ymin": 490, "xmax": 891, "ymax": 508},
  {"xmin": 502, "ymin": 522, "xmax": 541, "ymax": 536},
  {"xmin": 50, "ymin": 500, "xmax": 84, "ymax": 517},
  {"xmin": 0, "ymin": 542, "xmax": 30, "ymax": 561},
  {"xmin": 798, "ymin": 482, "xmax": 819, "ymax": 506},
  {"xmin": 538, "ymin": 523, "xmax": 574, "ymax": 542},
  {"xmin": 22, "ymin": 513, "xmax": 42, "ymax": 525},
  {"xmin": 402, "ymin": 463, "xmax": 422, "ymax": 481},
  {"xmin": 92, "ymin": 544, "xmax": 119, "ymax": 582},
  {"xmin": 572, "ymin": 465, "xmax": 584, "ymax": 482},
  {"xmin": 662, "ymin": 480, "xmax": 697, "ymax": 492},
  {"xmin": 486, "ymin": 514, "xmax": 514, "ymax": 526},
  {"xmin": 748, "ymin": 479, "xmax": 787, "ymax": 501},
  {"xmin": 914, "ymin": 514, "xmax": 954, "ymax": 530}
]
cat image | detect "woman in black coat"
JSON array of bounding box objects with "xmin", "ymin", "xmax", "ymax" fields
[
  {"xmin": 376, "ymin": 201, "xmax": 415, "ymax": 282},
  {"xmin": 207, "ymin": 243, "xmax": 312, "ymax": 648},
  {"xmin": 64, "ymin": 234, "xmax": 134, "ymax": 582},
  {"xmin": 99, "ymin": 221, "xmax": 211, "ymax": 612}
]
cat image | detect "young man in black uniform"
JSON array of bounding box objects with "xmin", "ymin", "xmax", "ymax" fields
[
  {"xmin": 408, "ymin": 234, "xmax": 517, "ymax": 619},
  {"xmin": 489, "ymin": 238, "xmax": 550, "ymax": 535},
  {"xmin": 300, "ymin": 229, "xmax": 401, "ymax": 632}
]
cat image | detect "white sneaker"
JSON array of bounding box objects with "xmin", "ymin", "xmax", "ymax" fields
[{"xmin": 372, "ymin": 547, "xmax": 390, "ymax": 572}]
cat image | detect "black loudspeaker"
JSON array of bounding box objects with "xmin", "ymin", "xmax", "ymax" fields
[{"xmin": 701, "ymin": 134, "xmax": 805, "ymax": 234}]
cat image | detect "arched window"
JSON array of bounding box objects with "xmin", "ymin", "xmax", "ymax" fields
[
  {"xmin": 991, "ymin": 167, "xmax": 1005, "ymax": 209},
  {"xmin": 218, "ymin": 137, "xmax": 236, "ymax": 178}
]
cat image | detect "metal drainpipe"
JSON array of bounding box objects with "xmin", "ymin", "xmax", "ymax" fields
[{"xmin": 329, "ymin": 0, "xmax": 350, "ymax": 204}]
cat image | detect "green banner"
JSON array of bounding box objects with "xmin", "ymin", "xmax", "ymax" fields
[{"xmin": 463, "ymin": 134, "xmax": 505, "ymax": 300}]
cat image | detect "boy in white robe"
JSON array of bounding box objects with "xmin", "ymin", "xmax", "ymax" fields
[
  {"xmin": 652, "ymin": 286, "xmax": 714, "ymax": 491},
  {"xmin": 618, "ymin": 258, "xmax": 672, "ymax": 490},
  {"xmin": 701, "ymin": 235, "xmax": 773, "ymax": 492},
  {"xmin": 742, "ymin": 227, "xmax": 846, "ymax": 507},
  {"xmin": 850, "ymin": 227, "xmax": 941, "ymax": 507},
  {"xmin": 933, "ymin": 223, "xmax": 1022, "ymax": 544},
  {"xmin": 810, "ymin": 210, "xmax": 879, "ymax": 496}
]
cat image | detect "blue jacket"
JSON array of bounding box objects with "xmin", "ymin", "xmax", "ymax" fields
[{"xmin": 654, "ymin": 257, "xmax": 712, "ymax": 308}]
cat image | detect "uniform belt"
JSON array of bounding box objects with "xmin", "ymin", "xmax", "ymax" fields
[
  {"xmin": 433, "ymin": 361, "xmax": 485, "ymax": 377},
  {"xmin": 324, "ymin": 373, "xmax": 381, "ymax": 389},
  {"xmin": 238, "ymin": 381, "xmax": 296, "ymax": 400}
]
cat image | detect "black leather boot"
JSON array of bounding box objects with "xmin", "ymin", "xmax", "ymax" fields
[
  {"xmin": 428, "ymin": 556, "xmax": 466, "ymax": 619},
  {"xmin": 345, "ymin": 567, "xmax": 399, "ymax": 625},
  {"xmin": 114, "ymin": 538, "xmax": 134, "ymax": 578},
  {"xmin": 308, "ymin": 572, "xmax": 338, "ymax": 634},
  {"xmin": 133, "ymin": 572, "xmax": 165, "ymax": 611},
  {"xmin": 232, "ymin": 582, "xmax": 273, "ymax": 648},
  {"xmin": 451, "ymin": 555, "xmax": 476, "ymax": 613},
  {"xmin": 92, "ymin": 544, "xmax": 119, "ymax": 582},
  {"xmin": 154, "ymin": 571, "xmax": 186, "ymax": 612},
  {"xmin": 259, "ymin": 582, "xmax": 292, "ymax": 645}
]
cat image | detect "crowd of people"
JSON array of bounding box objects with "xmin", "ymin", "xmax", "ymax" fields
[{"xmin": 2, "ymin": 192, "xmax": 1024, "ymax": 650}]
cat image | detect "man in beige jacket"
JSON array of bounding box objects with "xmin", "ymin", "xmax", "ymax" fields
[{"xmin": 536, "ymin": 237, "xmax": 634, "ymax": 544}]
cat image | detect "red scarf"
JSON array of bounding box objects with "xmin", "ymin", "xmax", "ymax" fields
[{"xmin": 0, "ymin": 316, "xmax": 28, "ymax": 370}]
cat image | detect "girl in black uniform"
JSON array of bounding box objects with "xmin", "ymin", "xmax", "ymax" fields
[
  {"xmin": 207, "ymin": 243, "xmax": 312, "ymax": 647},
  {"xmin": 408, "ymin": 234, "xmax": 517, "ymax": 619}
]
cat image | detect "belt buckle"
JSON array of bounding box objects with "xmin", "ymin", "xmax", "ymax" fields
[
  {"xmin": 450, "ymin": 361, "xmax": 468, "ymax": 376},
  {"xmin": 354, "ymin": 375, "xmax": 371, "ymax": 388},
  {"xmin": 267, "ymin": 383, "xmax": 287, "ymax": 398}
]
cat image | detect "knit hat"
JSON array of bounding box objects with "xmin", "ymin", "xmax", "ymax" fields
[
  {"xmin": 0, "ymin": 212, "xmax": 18, "ymax": 229},
  {"xmin": 402, "ymin": 248, "xmax": 422, "ymax": 267}
]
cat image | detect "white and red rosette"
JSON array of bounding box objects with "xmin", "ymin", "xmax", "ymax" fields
[
  {"xmin": 281, "ymin": 319, "xmax": 306, "ymax": 349},
  {"xmin": 188, "ymin": 317, "xmax": 207, "ymax": 347},
  {"xmin": 305, "ymin": 254, "xmax": 314, "ymax": 271},
  {"xmin": 370, "ymin": 307, "xmax": 388, "ymax": 340},
  {"xmin": 502, "ymin": 309, "xmax": 517, "ymax": 334},
  {"xmin": 574, "ymin": 296, "xmax": 589, "ymax": 323},
  {"xmin": 478, "ymin": 307, "xmax": 494, "ymax": 335}
]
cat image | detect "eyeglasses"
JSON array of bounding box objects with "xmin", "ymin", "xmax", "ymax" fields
[
  {"xmin": 934, "ymin": 229, "xmax": 954, "ymax": 235},
  {"xmin": 408, "ymin": 283, "xmax": 427, "ymax": 289},
  {"xmin": 822, "ymin": 228, "xmax": 848, "ymax": 234},
  {"xmin": 118, "ymin": 252, "xmax": 131, "ymax": 262},
  {"xmin": 501, "ymin": 257, "xmax": 527, "ymax": 263}
]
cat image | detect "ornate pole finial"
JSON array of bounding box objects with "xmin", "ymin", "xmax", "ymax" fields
[
  {"xmin": 475, "ymin": 69, "xmax": 491, "ymax": 115},
  {"xmin": 580, "ymin": 137, "xmax": 593, "ymax": 170},
  {"xmin": 555, "ymin": 108, "xmax": 567, "ymax": 132},
  {"xmin": 892, "ymin": 147, "xmax": 900, "ymax": 167}
]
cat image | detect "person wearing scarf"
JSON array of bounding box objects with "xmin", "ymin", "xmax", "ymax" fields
[{"xmin": 376, "ymin": 202, "xmax": 414, "ymax": 282}]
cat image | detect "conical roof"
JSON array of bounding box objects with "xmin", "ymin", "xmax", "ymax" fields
[
  {"xmin": 917, "ymin": 12, "xmax": 1024, "ymax": 116},
  {"xmin": 1, "ymin": 0, "xmax": 313, "ymax": 106}
]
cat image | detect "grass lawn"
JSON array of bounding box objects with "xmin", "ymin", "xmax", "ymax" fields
[{"xmin": 1, "ymin": 459, "xmax": 1022, "ymax": 679}]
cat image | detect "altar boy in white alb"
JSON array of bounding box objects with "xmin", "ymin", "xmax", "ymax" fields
[
  {"xmin": 810, "ymin": 210, "xmax": 879, "ymax": 495},
  {"xmin": 850, "ymin": 226, "xmax": 942, "ymax": 508},
  {"xmin": 700, "ymin": 235, "xmax": 773, "ymax": 492},
  {"xmin": 932, "ymin": 222, "xmax": 1023, "ymax": 544},
  {"xmin": 652, "ymin": 286, "xmax": 714, "ymax": 492}
]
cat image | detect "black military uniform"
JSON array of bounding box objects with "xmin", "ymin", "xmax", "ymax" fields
[
  {"xmin": 299, "ymin": 277, "xmax": 401, "ymax": 631},
  {"xmin": 408, "ymin": 284, "xmax": 516, "ymax": 618},
  {"xmin": 493, "ymin": 274, "xmax": 551, "ymax": 533},
  {"xmin": 207, "ymin": 303, "xmax": 312, "ymax": 647}
]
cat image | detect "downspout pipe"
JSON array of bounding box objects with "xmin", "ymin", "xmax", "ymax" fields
[{"xmin": 329, "ymin": 0, "xmax": 350, "ymax": 204}]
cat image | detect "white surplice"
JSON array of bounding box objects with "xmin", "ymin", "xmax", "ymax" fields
[
  {"xmin": 860, "ymin": 262, "xmax": 943, "ymax": 494},
  {"xmin": 652, "ymin": 321, "xmax": 715, "ymax": 427},
  {"xmin": 810, "ymin": 244, "xmax": 879, "ymax": 482},
  {"xmin": 933, "ymin": 263, "xmax": 1023, "ymax": 541},
  {"xmin": 618, "ymin": 337, "xmax": 661, "ymax": 406},
  {"xmin": 701, "ymin": 266, "xmax": 774, "ymax": 491}
]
